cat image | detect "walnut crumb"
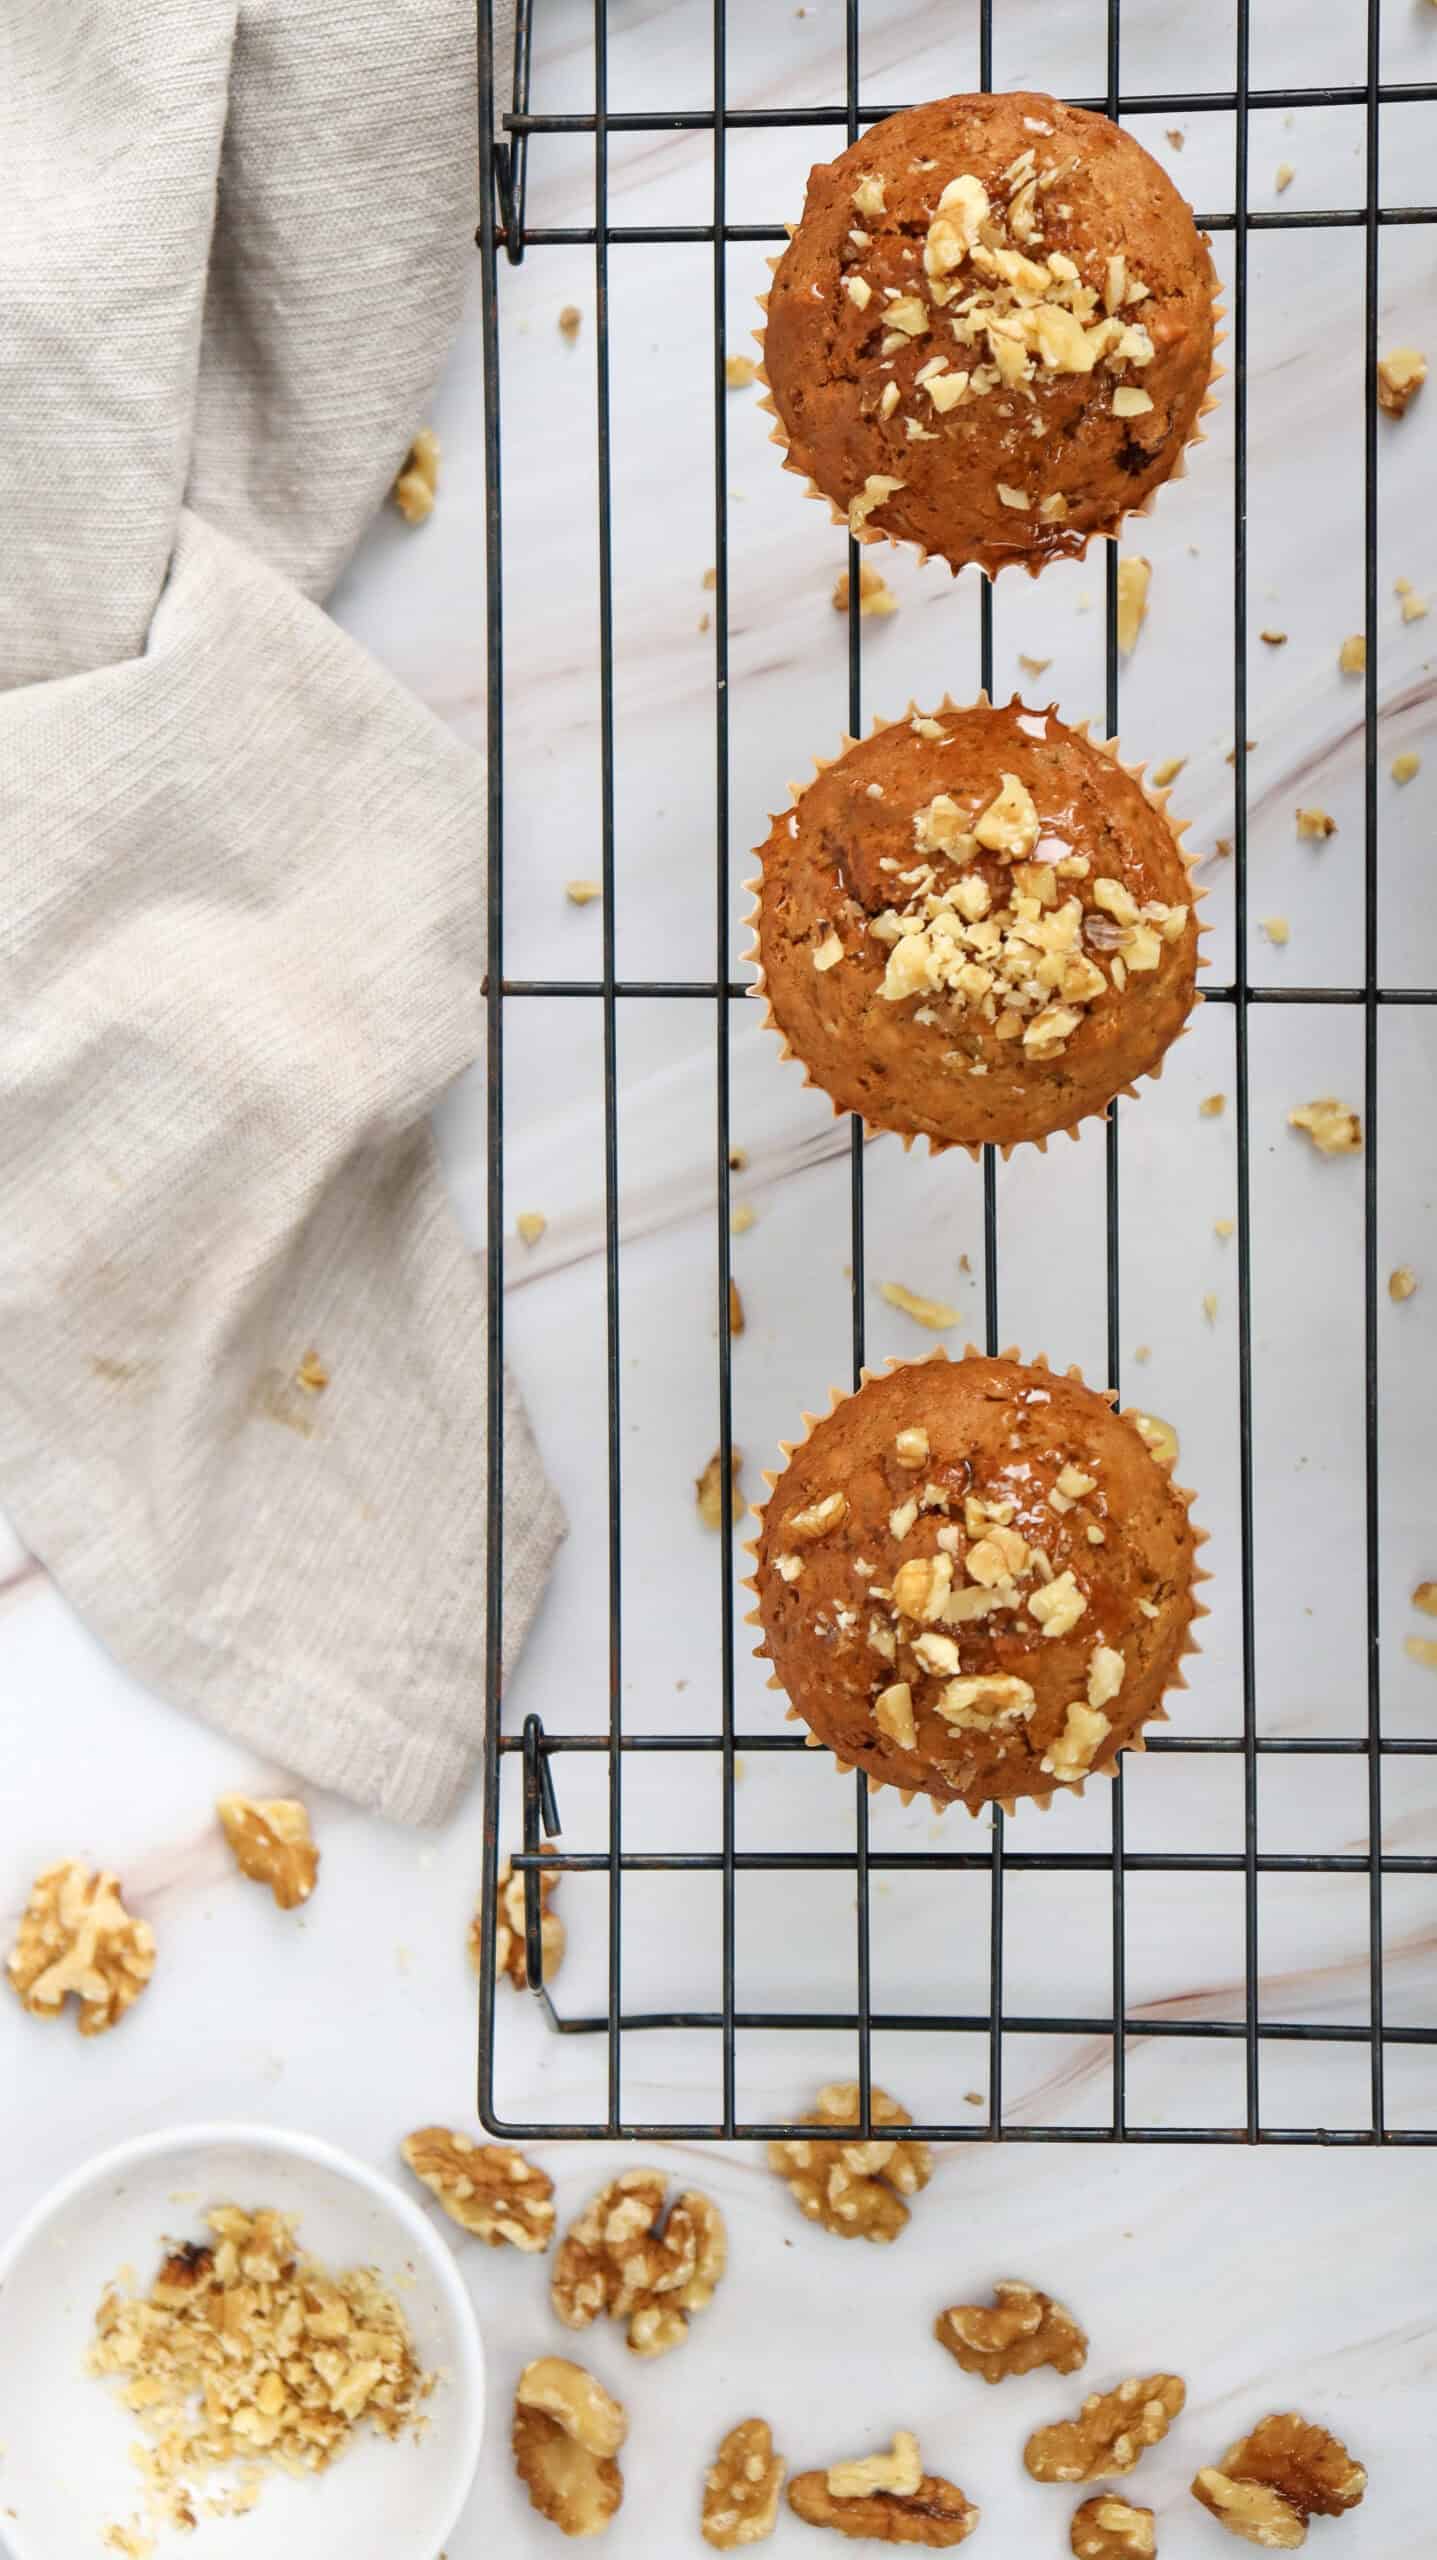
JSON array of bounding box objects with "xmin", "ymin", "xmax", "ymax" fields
[
  {"xmin": 1295, "ymin": 807, "xmax": 1337, "ymax": 840},
  {"xmin": 1026, "ymin": 2375, "xmax": 1185, "ymax": 2484},
  {"xmin": 935, "ymin": 2279, "xmax": 1087, "ymax": 2384},
  {"xmin": 513, "ymin": 2356, "xmax": 626, "ymax": 2538},
  {"xmin": 828, "ymin": 2433, "xmax": 923, "ymax": 2500},
  {"xmin": 1288, "ymin": 1098, "xmax": 1361, "ymax": 1155},
  {"xmin": 558, "ymin": 305, "xmax": 582, "ymax": 338},
  {"xmin": 566, "ymin": 879, "xmax": 602, "ymax": 905},
  {"xmin": 1202, "ymin": 1291, "xmax": 1218, "ymax": 1324},
  {"xmin": 391, "ymin": 427, "xmax": 439, "ymax": 525},
  {"xmin": 698, "ymin": 1447, "xmax": 746, "ymax": 1530},
  {"xmin": 789, "ymin": 2451, "xmax": 979, "ymax": 2545},
  {"xmin": 1116, "ymin": 557, "xmax": 1151, "ymax": 656},
  {"xmin": 1261, "ymin": 917, "xmax": 1289, "ymax": 946},
  {"xmin": 7, "ymin": 1860, "xmax": 155, "ymax": 2035},
  {"xmin": 1413, "ymin": 1579, "xmax": 1437, "ymax": 1614},
  {"xmin": 834, "ymin": 562, "xmax": 899, "ymax": 618},
  {"xmin": 729, "ymin": 1276, "xmax": 746, "ymax": 1335},
  {"xmin": 216, "ymin": 1796, "xmax": 319, "ymax": 1911},
  {"xmin": 704, "ymin": 2419, "xmax": 786, "ymax": 2548},
  {"xmin": 479, "ymin": 1850, "xmax": 566, "ymax": 1990},
  {"xmin": 1199, "ymin": 1093, "xmax": 1226, "ymax": 1118},
  {"xmin": 1192, "ymin": 2413, "xmax": 1365, "ymax": 2547},
  {"xmin": 732, "ymin": 1202, "xmax": 757, "ymax": 1235},
  {"xmin": 1215, "ymin": 1218, "xmax": 1235, "ymax": 1240},
  {"xmin": 1071, "ymin": 2496, "xmax": 1156, "ymax": 2558},
  {"xmin": 1406, "ymin": 1635, "xmax": 1437, "ymax": 1669},
  {"xmin": 787, "ymin": 1490, "xmax": 849, "ymax": 1542},
  {"xmin": 295, "ymin": 1349, "xmax": 328, "ymax": 1394},
  {"xmin": 517, "ymin": 1211, "xmax": 548, "ymax": 1246},
  {"xmin": 881, "ymin": 1280, "xmax": 960, "ymax": 1331},
  {"xmin": 1018, "ymin": 653, "xmax": 1052, "ymax": 678},
  {"xmin": 552, "ymin": 2170, "xmax": 726, "ymax": 2356},
  {"xmin": 1389, "ymin": 1266, "xmax": 1419, "ymax": 1302},
  {"xmin": 1260, "ymin": 630, "xmax": 1288, "ymax": 646},
  {"xmin": 1151, "ymin": 756, "xmax": 1186, "ymax": 787},
  {"xmin": 1392, "ymin": 750, "xmax": 1420, "ymax": 783},
  {"xmin": 1377, "ymin": 347, "xmax": 1426, "ymax": 415},
  {"xmin": 1337, "ymin": 634, "xmax": 1366, "ymax": 675},
  {"xmin": 726, "ymin": 355, "xmax": 758, "ymax": 389},
  {"xmin": 769, "ymin": 2081, "xmax": 932, "ymax": 2242},
  {"xmin": 1274, "ymin": 162, "xmax": 1295, "ymax": 191},
  {"xmin": 401, "ymin": 2128, "xmax": 555, "ymax": 2250}
]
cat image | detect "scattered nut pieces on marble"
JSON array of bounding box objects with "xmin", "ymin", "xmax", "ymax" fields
[
  {"xmin": 1215, "ymin": 1218, "xmax": 1235, "ymax": 1240},
  {"xmin": 391, "ymin": 427, "xmax": 439, "ymax": 525},
  {"xmin": 727, "ymin": 354, "xmax": 759, "ymax": 389},
  {"xmin": 558, "ymin": 305, "xmax": 583, "ymax": 339},
  {"xmin": 1261, "ymin": 917, "xmax": 1290, "ymax": 947},
  {"xmin": 880, "ymin": 1280, "xmax": 961, "ymax": 1332},
  {"xmin": 1405, "ymin": 1635, "xmax": 1437, "ymax": 1670},
  {"xmin": 833, "ymin": 562, "xmax": 900, "ymax": 619},
  {"xmin": 1412, "ymin": 1579, "xmax": 1437, "ymax": 1615},
  {"xmin": 730, "ymin": 1276, "xmax": 746, "ymax": 1335},
  {"xmin": 1191, "ymin": 2413, "xmax": 1365, "ymax": 2548},
  {"xmin": 1151, "ymin": 756, "xmax": 1186, "ymax": 788},
  {"xmin": 698, "ymin": 1446, "xmax": 747, "ymax": 1530},
  {"xmin": 1025, "ymin": 2375, "xmax": 1186, "ymax": 2485},
  {"xmin": 400, "ymin": 2127, "xmax": 555, "ymax": 2251},
  {"xmin": 1071, "ymin": 2495, "xmax": 1157, "ymax": 2558},
  {"xmin": 513, "ymin": 2355, "xmax": 626, "ymax": 2538},
  {"xmin": 551, "ymin": 2169, "xmax": 727, "ymax": 2357},
  {"xmin": 1116, "ymin": 557, "xmax": 1151, "ymax": 657},
  {"xmin": 1399, "ymin": 587, "xmax": 1429, "ymax": 624},
  {"xmin": 1199, "ymin": 1093, "xmax": 1226, "ymax": 1118},
  {"xmin": 1391, "ymin": 750, "xmax": 1421, "ymax": 784},
  {"xmin": 1336, "ymin": 634, "xmax": 1366, "ymax": 677},
  {"xmin": 1274, "ymin": 162, "xmax": 1295, "ymax": 192},
  {"xmin": 1288, "ymin": 1099, "xmax": 1361, "ymax": 1155},
  {"xmin": 935, "ymin": 2278, "xmax": 1087, "ymax": 2384},
  {"xmin": 1260, "ymin": 630, "xmax": 1288, "ymax": 647},
  {"xmin": 1018, "ymin": 653, "xmax": 1052, "ymax": 678},
  {"xmin": 517, "ymin": 1211, "xmax": 548, "ymax": 1246},
  {"xmin": 294, "ymin": 1349, "xmax": 329, "ymax": 1394},
  {"xmin": 1295, "ymin": 807, "xmax": 1337, "ymax": 840},
  {"xmin": 732, "ymin": 1201, "xmax": 757, "ymax": 1234},
  {"xmin": 216, "ymin": 1796, "xmax": 319, "ymax": 1911},
  {"xmin": 1389, "ymin": 1266, "xmax": 1419, "ymax": 1303},
  {"xmin": 1376, "ymin": 346, "xmax": 1426, "ymax": 416},
  {"xmin": 703, "ymin": 2418, "xmax": 787, "ymax": 2549},
  {"xmin": 789, "ymin": 2445, "xmax": 979, "ymax": 2547},
  {"xmin": 566, "ymin": 880, "xmax": 603, "ymax": 905},
  {"xmin": 7, "ymin": 1859, "xmax": 156, "ymax": 2035},
  {"xmin": 90, "ymin": 2205, "xmax": 430, "ymax": 2526},
  {"xmin": 480, "ymin": 1849, "xmax": 566, "ymax": 1991},
  {"xmin": 769, "ymin": 2082, "xmax": 932, "ymax": 2243}
]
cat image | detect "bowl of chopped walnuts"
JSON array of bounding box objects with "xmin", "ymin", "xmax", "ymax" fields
[{"xmin": 0, "ymin": 2122, "xmax": 485, "ymax": 2559}]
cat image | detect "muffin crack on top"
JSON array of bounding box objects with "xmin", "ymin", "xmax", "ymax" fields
[
  {"xmin": 759, "ymin": 91, "xmax": 1218, "ymax": 574},
  {"xmin": 748, "ymin": 1351, "xmax": 1203, "ymax": 1814}
]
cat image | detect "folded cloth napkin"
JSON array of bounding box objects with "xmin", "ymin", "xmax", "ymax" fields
[{"xmin": 0, "ymin": 0, "xmax": 564, "ymax": 1824}]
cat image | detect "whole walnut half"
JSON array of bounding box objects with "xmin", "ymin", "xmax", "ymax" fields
[
  {"xmin": 552, "ymin": 2169, "xmax": 726, "ymax": 2357},
  {"xmin": 936, "ymin": 2278, "xmax": 1088, "ymax": 2383},
  {"xmin": 702, "ymin": 2418, "xmax": 786, "ymax": 2549},
  {"xmin": 400, "ymin": 2127, "xmax": 555, "ymax": 2251},
  {"xmin": 1192, "ymin": 2414, "xmax": 1366, "ymax": 2548},
  {"xmin": 216, "ymin": 1795, "xmax": 319, "ymax": 1909},
  {"xmin": 789, "ymin": 2459, "xmax": 979, "ymax": 2547},
  {"xmin": 6, "ymin": 1859, "xmax": 155, "ymax": 2035},
  {"xmin": 1071, "ymin": 2495, "xmax": 1157, "ymax": 2558},
  {"xmin": 512, "ymin": 2356, "xmax": 626, "ymax": 2539},
  {"xmin": 475, "ymin": 1851, "xmax": 566, "ymax": 1991},
  {"xmin": 769, "ymin": 2082, "xmax": 933, "ymax": 2243},
  {"xmin": 1026, "ymin": 2375, "xmax": 1186, "ymax": 2484}
]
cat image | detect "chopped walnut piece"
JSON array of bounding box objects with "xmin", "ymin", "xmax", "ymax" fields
[
  {"xmin": 1132, "ymin": 1411, "xmax": 1179, "ymax": 1469},
  {"xmin": 518, "ymin": 1210, "xmax": 548, "ymax": 1246},
  {"xmin": 1406, "ymin": 1635, "xmax": 1437, "ymax": 1668},
  {"xmin": 1193, "ymin": 2472, "xmax": 1306, "ymax": 2548},
  {"xmin": 829, "ymin": 2434, "xmax": 924, "ymax": 2500},
  {"xmin": 730, "ymin": 1276, "xmax": 746, "ymax": 1335},
  {"xmin": 875, "ymin": 1680, "xmax": 918, "ymax": 1750},
  {"xmin": 480, "ymin": 1850, "xmax": 566, "ymax": 1991},
  {"xmin": 769, "ymin": 2081, "xmax": 932, "ymax": 2242},
  {"xmin": 1041, "ymin": 1700, "xmax": 1111, "ymax": 1785},
  {"xmin": 880, "ymin": 1280, "xmax": 960, "ymax": 1331},
  {"xmin": 1019, "ymin": 653, "xmax": 1052, "ymax": 678},
  {"xmin": 1260, "ymin": 631, "xmax": 1288, "ymax": 647},
  {"xmin": 1071, "ymin": 2497, "xmax": 1157, "ymax": 2558},
  {"xmin": 559, "ymin": 305, "xmax": 583, "ymax": 338},
  {"xmin": 400, "ymin": 2127, "xmax": 555, "ymax": 2251},
  {"xmin": 1151, "ymin": 756, "xmax": 1186, "ymax": 787},
  {"xmin": 1274, "ymin": 161, "xmax": 1295, "ymax": 191},
  {"xmin": 391, "ymin": 427, "xmax": 439, "ymax": 525},
  {"xmin": 1389, "ymin": 1266, "xmax": 1419, "ymax": 1303},
  {"xmin": 513, "ymin": 2356, "xmax": 626, "ymax": 2539},
  {"xmin": 732, "ymin": 1201, "xmax": 757, "ymax": 1234},
  {"xmin": 935, "ymin": 2279, "xmax": 1087, "ymax": 2384},
  {"xmin": 216, "ymin": 1796, "xmax": 319, "ymax": 1911},
  {"xmin": 295, "ymin": 1349, "xmax": 329, "ymax": 1394},
  {"xmin": 849, "ymin": 473, "xmax": 906, "ymax": 536},
  {"xmin": 834, "ymin": 562, "xmax": 900, "ymax": 619},
  {"xmin": 727, "ymin": 354, "xmax": 758, "ymax": 389},
  {"xmin": 566, "ymin": 879, "xmax": 603, "ymax": 905},
  {"xmin": 699, "ymin": 1447, "xmax": 747, "ymax": 1530},
  {"xmin": 1116, "ymin": 557, "xmax": 1151, "ymax": 657},
  {"xmin": 1295, "ymin": 807, "xmax": 1337, "ymax": 841},
  {"xmin": 704, "ymin": 2419, "xmax": 787, "ymax": 2548},
  {"xmin": 788, "ymin": 1489, "xmax": 849, "ymax": 1541},
  {"xmin": 1412, "ymin": 1579, "xmax": 1437, "ymax": 1614},
  {"xmin": 789, "ymin": 2462, "xmax": 979, "ymax": 2546},
  {"xmin": 7, "ymin": 1860, "xmax": 155, "ymax": 2035},
  {"xmin": 1025, "ymin": 2376, "xmax": 1186, "ymax": 2484},
  {"xmin": 1261, "ymin": 917, "xmax": 1289, "ymax": 946},
  {"xmin": 1288, "ymin": 1098, "xmax": 1361, "ymax": 1155},
  {"xmin": 1337, "ymin": 634, "xmax": 1366, "ymax": 676},
  {"xmin": 1377, "ymin": 346, "xmax": 1426, "ymax": 415},
  {"xmin": 90, "ymin": 2205, "xmax": 430, "ymax": 2517},
  {"xmin": 551, "ymin": 2170, "xmax": 726, "ymax": 2357},
  {"xmin": 1392, "ymin": 750, "xmax": 1421, "ymax": 783},
  {"xmin": 895, "ymin": 1426, "xmax": 930, "ymax": 1469},
  {"xmin": 1199, "ymin": 1093, "xmax": 1226, "ymax": 1118}
]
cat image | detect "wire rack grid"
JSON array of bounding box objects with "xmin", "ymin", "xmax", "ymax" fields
[{"xmin": 476, "ymin": 0, "xmax": 1437, "ymax": 2146}]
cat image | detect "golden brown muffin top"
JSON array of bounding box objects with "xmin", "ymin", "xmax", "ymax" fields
[
  {"xmin": 751, "ymin": 1354, "xmax": 1199, "ymax": 1812},
  {"xmin": 754, "ymin": 698, "xmax": 1198, "ymax": 1151},
  {"xmin": 762, "ymin": 91, "xmax": 1217, "ymax": 574}
]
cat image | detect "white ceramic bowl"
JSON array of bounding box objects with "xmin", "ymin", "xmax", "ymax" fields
[{"xmin": 0, "ymin": 2123, "xmax": 484, "ymax": 2560}]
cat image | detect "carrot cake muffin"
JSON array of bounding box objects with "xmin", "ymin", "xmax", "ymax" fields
[
  {"xmin": 759, "ymin": 91, "xmax": 1218, "ymax": 575},
  {"xmin": 752, "ymin": 695, "xmax": 1198, "ymax": 1153},
  {"xmin": 749, "ymin": 1352, "xmax": 1201, "ymax": 1813}
]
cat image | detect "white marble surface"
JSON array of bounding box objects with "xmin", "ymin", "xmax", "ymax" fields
[{"xmin": 3, "ymin": 0, "xmax": 1437, "ymax": 2552}]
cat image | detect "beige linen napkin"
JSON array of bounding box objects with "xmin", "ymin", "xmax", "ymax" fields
[{"xmin": 0, "ymin": 0, "xmax": 563, "ymax": 1824}]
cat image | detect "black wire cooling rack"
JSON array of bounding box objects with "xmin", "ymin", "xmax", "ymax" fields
[{"xmin": 477, "ymin": 0, "xmax": 1437, "ymax": 2146}]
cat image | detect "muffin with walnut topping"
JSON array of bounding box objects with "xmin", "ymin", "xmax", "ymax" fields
[
  {"xmin": 758, "ymin": 90, "xmax": 1218, "ymax": 575},
  {"xmin": 749, "ymin": 1351, "xmax": 1201, "ymax": 1814},
  {"xmin": 751, "ymin": 694, "xmax": 1199, "ymax": 1153}
]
